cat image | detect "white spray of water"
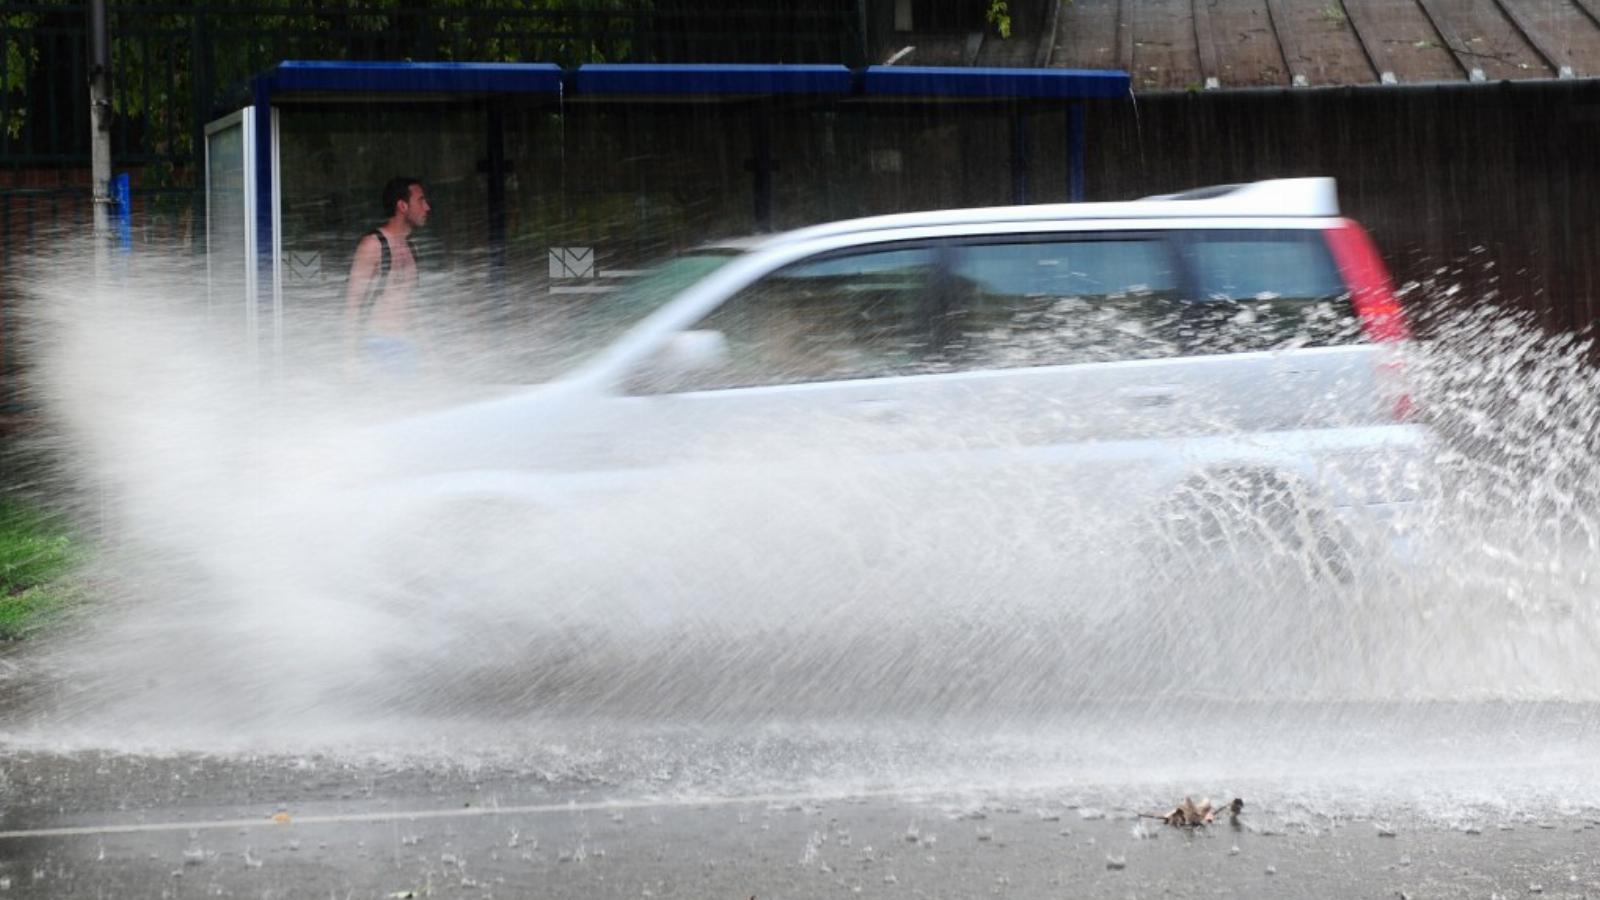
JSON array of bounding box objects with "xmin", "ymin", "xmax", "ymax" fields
[{"xmin": 7, "ymin": 246, "xmax": 1600, "ymax": 811}]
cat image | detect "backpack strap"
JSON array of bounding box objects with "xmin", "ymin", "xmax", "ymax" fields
[{"xmin": 358, "ymin": 229, "xmax": 391, "ymax": 326}]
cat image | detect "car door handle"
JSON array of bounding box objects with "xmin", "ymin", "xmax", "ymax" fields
[
  {"xmin": 1116, "ymin": 386, "xmax": 1182, "ymax": 408},
  {"xmin": 852, "ymin": 399, "xmax": 905, "ymax": 422}
]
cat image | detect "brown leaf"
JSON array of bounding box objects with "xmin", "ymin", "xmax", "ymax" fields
[
  {"xmin": 1147, "ymin": 795, "xmax": 1245, "ymax": 828},
  {"xmin": 1162, "ymin": 796, "xmax": 1213, "ymax": 827}
]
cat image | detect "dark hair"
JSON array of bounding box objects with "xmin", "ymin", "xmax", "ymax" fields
[{"xmin": 381, "ymin": 177, "xmax": 421, "ymax": 217}]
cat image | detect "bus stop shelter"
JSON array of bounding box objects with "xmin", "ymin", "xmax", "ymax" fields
[{"xmin": 203, "ymin": 61, "xmax": 1130, "ymax": 358}]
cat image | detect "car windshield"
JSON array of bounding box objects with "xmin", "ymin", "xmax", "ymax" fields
[{"xmin": 519, "ymin": 251, "xmax": 737, "ymax": 381}]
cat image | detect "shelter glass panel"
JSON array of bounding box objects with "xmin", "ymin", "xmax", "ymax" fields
[
  {"xmin": 204, "ymin": 116, "xmax": 251, "ymax": 320},
  {"xmin": 273, "ymin": 103, "xmax": 492, "ymax": 363}
]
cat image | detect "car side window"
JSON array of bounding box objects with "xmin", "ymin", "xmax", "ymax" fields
[
  {"xmin": 671, "ymin": 246, "xmax": 942, "ymax": 390},
  {"xmin": 944, "ymin": 236, "xmax": 1185, "ymax": 368},
  {"xmin": 1175, "ymin": 229, "xmax": 1362, "ymax": 352}
]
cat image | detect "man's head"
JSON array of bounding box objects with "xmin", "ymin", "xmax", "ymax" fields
[{"xmin": 381, "ymin": 177, "xmax": 429, "ymax": 229}]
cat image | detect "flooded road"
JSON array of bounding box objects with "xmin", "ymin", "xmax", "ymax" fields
[
  {"xmin": 4, "ymin": 726, "xmax": 1600, "ymax": 898},
  {"xmin": 5, "ymin": 702, "xmax": 1600, "ymax": 897}
]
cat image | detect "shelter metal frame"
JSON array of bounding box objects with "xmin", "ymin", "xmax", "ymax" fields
[{"xmin": 214, "ymin": 60, "xmax": 1131, "ymax": 356}]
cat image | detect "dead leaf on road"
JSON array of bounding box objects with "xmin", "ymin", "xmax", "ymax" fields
[{"xmin": 1144, "ymin": 796, "xmax": 1244, "ymax": 828}]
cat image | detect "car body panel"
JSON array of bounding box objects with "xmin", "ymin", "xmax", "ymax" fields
[{"xmin": 372, "ymin": 178, "xmax": 1431, "ymax": 559}]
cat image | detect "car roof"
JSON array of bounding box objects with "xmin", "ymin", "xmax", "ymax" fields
[{"xmin": 704, "ymin": 177, "xmax": 1340, "ymax": 254}]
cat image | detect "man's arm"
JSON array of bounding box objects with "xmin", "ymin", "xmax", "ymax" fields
[{"xmin": 343, "ymin": 234, "xmax": 381, "ymax": 360}]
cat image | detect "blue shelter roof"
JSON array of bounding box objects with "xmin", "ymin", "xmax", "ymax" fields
[
  {"xmin": 861, "ymin": 66, "xmax": 1130, "ymax": 99},
  {"xmin": 251, "ymin": 61, "xmax": 1130, "ymax": 102},
  {"xmin": 257, "ymin": 61, "xmax": 565, "ymax": 95},
  {"xmin": 572, "ymin": 64, "xmax": 854, "ymax": 96}
]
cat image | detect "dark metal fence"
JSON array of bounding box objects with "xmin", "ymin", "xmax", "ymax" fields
[{"xmin": 2, "ymin": 3, "xmax": 865, "ymax": 176}]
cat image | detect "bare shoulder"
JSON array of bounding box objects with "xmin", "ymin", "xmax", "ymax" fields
[{"xmin": 350, "ymin": 232, "xmax": 383, "ymax": 264}]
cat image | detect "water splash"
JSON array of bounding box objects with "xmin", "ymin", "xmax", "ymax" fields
[{"xmin": 5, "ymin": 247, "xmax": 1600, "ymax": 815}]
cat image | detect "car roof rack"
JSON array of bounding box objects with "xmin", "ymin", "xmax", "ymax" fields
[
  {"xmin": 1138, "ymin": 178, "xmax": 1338, "ymax": 215},
  {"xmin": 758, "ymin": 177, "xmax": 1342, "ymax": 249},
  {"xmin": 1140, "ymin": 184, "xmax": 1243, "ymax": 201}
]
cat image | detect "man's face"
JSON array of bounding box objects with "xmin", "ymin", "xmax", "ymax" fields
[{"xmin": 399, "ymin": 184, "xmax": 430, "ymax": 228}]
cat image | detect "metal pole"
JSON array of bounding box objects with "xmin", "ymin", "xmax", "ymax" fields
[
  {"xmin": 1010, "ymin": 109, "xmax": 1030, "ymax": 205},
  {"xmin": 88, "ymin": 0, "xmax": 112, "ymax": 274},
  {"xmin": 1067, "ymin": 102, "xmax": 1086, "ymax": 202},
  {"xmin": 748, "ymin": 101, "xmax": 774, "ymax": 232},
  {"xmin": 855, "ymin": 0, "xmax": 871, "ymax": 66},
  {"xmin": 486, "ymin": 100, "xmax": 508, "ymax": 333}
]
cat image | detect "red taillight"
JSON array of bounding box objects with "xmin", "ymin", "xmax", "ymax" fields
[
  {"xmin": 1324, "ymin": 220, "xmax": 1409, "ymax": 343},
  {"xmin": 1324, "ymin": 221, "xmax": 1414, "ymax": 420}
]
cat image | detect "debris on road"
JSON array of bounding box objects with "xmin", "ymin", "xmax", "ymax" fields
[{"xmin": 1141, "ymin": 797, "xmax": 1244, "ymax": 828}]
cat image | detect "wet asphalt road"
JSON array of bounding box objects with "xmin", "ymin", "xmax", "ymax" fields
[{"xmin": 4, "ymin": 750, "xmax": 1600, "ymax": 899}]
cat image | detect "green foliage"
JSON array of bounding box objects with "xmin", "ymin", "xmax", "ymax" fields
[
  {"xmin": 985, "ymin": 0, "xmax": 1011, "ymax": 39},
  {"xmin": 0, "ymin": 581, "xmax": 82, "ymax": 639},
  {"xmin": 1, "ymin": 9, "xmax": 38, "ymax": 139},
  {"xmin": 0, "ymin": 497, "xmax": 79, "ymax": 639},
  {"xmin": 0, "ymin": 499, "xmax": 75, "ymax": 594},
  {"xmin": 3, "ymin": 1, "xmax": 642, "ymax": 160}
]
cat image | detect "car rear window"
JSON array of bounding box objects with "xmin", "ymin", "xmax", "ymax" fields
[
  {"xmin": 941, "ymin": 230, "xmax": 1363, "ymax": 370},
  {"xmin": 947, "ymin": 237, "xmax": 1184, "ymax": 368},
  {"xmin": 1176, "ymin": 229, "xmax": 1361, "ymax": 352},
  {"xmin": 1184, "ymin": 230, "xmax": 1345, "ymax": 302}
]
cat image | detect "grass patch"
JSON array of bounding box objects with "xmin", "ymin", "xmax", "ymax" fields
[{"xmin": 0, "ymin": 497, "xmax": 82, "ymax": 638}]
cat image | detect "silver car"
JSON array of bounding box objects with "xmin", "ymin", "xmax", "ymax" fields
[{"xmin": 369, "ymin": 177, "xmax": 1431, "ymax": 584}]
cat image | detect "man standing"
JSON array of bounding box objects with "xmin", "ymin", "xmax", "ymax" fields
[{"xmin": 345, "ymin": 177, "xmax": 431, "ymax": 376}]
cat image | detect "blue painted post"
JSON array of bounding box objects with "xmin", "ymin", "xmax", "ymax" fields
[
  {"xmin": 252, "ymin": 82, "xmax": 274, "ymax": 340},
  {"xmin": 111, "ymin": 172, "xmax": 131, "ymax": 254},
  {"xmin": 250, "ymin": 76, "xmax": 277, "ymax": 364}
]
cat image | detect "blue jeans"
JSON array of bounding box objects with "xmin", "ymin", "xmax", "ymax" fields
[{"xmin": 361, "ymin": 335, "xmax": 422, "ymax": 379}]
